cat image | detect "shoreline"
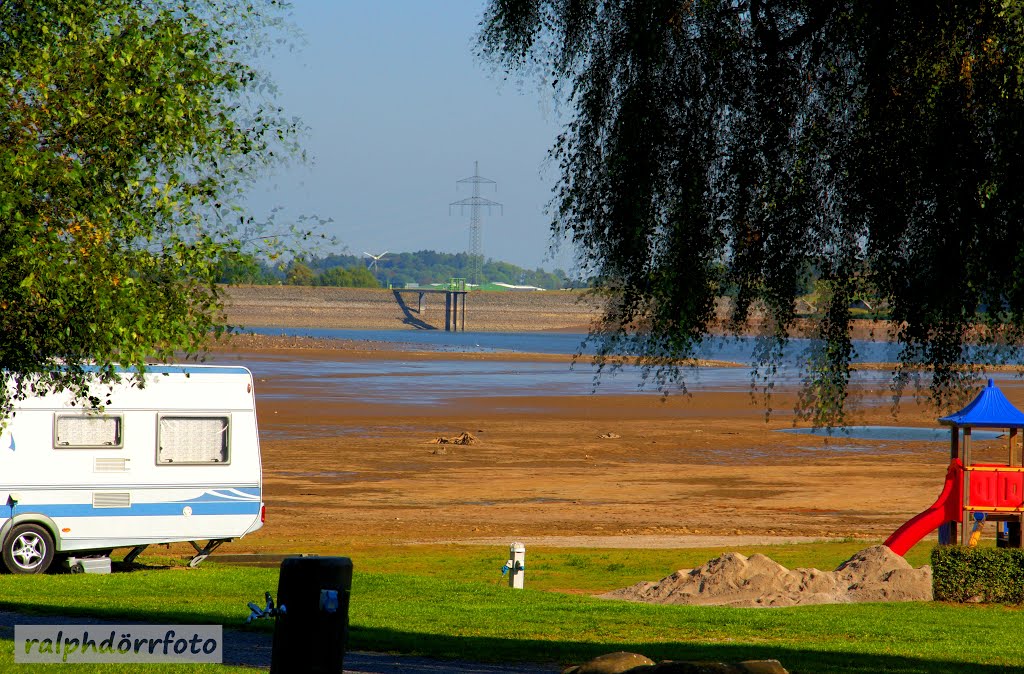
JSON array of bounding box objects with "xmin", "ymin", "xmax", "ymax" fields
[
  {"xmin": 217, "ymin": 332, "xmax": 1009, "ymax": 377},
  {"xmin": 211, "ymin": 332, "xmax": 746, "ymax": 368}
]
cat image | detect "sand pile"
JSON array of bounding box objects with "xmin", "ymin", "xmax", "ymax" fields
[{"xmin": 601, "ymin": 545, "xmax": 932, "ymax": 607}]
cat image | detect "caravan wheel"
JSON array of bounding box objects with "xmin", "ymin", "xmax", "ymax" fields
[{"xmin": 3, "ymin": 524, "xmax": 54, "ymax": 574}]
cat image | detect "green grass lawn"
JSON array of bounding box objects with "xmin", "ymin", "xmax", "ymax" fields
[
  {"xmin": 0, "ymin": 539, "xmax": 1017, "ymax": 673},
  {"xmin": 341, "ymin": 537, "xmax": 934, "ymax": 592}
]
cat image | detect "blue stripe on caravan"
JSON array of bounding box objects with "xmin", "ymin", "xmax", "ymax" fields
[
  {"xmin": 14, "ymin": 502, "xmax": 260, "ymax": 518},
  {"xmin": 143, "ymin": 365, "xmax": 252, "ymax": 376},
  {"xmin": 74, "ymin": 365, "xmax": 251, "ymax": 376},
  {"xmin": 180, "ymin": 489, "xmax": 261, "ymax": 503}
]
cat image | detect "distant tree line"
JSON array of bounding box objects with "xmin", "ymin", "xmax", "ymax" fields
[{"xmin": 217, "ymin": 250, "xmax": 586, "ymax": 289}]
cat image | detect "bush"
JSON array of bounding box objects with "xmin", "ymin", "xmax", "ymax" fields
[{"xmin": 932, "ymin": 546, "xmax": 1024, "ymax": 603}]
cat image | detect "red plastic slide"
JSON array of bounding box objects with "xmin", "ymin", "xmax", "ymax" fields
[{"xmin": 883, "ymin": 459, "xmax": 963, "ymax": 556}]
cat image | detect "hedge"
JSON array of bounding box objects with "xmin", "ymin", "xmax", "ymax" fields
[{"xmin": 932, "ymin": 546, "xmax": 1024, "ymax": 603}]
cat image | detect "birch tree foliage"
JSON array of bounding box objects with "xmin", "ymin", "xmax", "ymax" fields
[
  {"xmin": 0, "ymin": 0, "xmax": 313, "ymax": 415},
  {"xmin": 480, "ymin": 1, "xmax": 1024, "ymax": 424}
]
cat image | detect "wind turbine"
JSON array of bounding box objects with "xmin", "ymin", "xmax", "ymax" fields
[{"xmin": 363, "ymin": 251, "xmax": 388, "ymax": 270}]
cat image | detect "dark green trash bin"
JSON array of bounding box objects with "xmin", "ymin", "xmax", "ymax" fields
[{"xmin": 270, "ymin": 556, "xmax": 352, "ymax": 674}]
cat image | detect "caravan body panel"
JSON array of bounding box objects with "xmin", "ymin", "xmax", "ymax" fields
[{"xmin": 0, "ymin": 365, "xmax": 263, "ymax": 555}]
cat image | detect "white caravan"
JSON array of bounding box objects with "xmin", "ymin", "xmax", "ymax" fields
[{"xmin": 0, "ymin": 364, "xmax": 264, "ymax": 573}]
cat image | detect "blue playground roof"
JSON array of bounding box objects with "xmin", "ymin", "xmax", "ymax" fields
[{"xmin": 939, "ymin": 379, "xmax": 1024, "ymax": 428}]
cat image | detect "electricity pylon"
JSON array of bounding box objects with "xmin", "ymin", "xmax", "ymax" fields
[{"xmin": 450, "ymin": 161, "xmax": 502, "ymax": 286}]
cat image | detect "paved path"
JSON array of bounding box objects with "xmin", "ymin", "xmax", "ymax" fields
[{"xmin": 0, "ymin": 610, "xmax": 559, "ymax": 673}]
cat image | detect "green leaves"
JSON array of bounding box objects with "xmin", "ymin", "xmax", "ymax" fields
[
  {"xmin": 0, "ymin": 0, "xmax": 304, "ymax": 418},
  {"xmin": 932, "ymin": 546, "xmax": 1024, "ymax": 603},
  {"xmin": 482, "ymin": 1, "xmax": 1024, "ymax": 424}
]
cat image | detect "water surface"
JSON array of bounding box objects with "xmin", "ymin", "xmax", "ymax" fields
[
  {"xmin": 240, "ymin": 357, "xmax": 898, "ymax": 405},
  {"xmin": 246, "ymin": 327, "xmax": 904, "ymax": 363},
  {"xmin": 235, "ymin": 327, "xmax": 1023, "ymax": 412}
]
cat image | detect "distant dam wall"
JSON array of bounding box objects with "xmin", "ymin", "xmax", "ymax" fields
[{"xmin": 222, "ymin": 286, "xmax": 603, "ymax": 332}]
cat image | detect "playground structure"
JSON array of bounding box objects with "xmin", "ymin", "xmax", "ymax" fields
[{"xmin": 885, "ymin": 379, "xmax": 1024, "ymax": 555}]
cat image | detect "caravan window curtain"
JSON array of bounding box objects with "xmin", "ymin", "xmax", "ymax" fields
[
  {"xmin": 54, "ymin": 415, "xmax": 122, "ymax": 448},
  {"xmin": 157, "ymin": 416, "xmax": 230, "ymax": 464}
]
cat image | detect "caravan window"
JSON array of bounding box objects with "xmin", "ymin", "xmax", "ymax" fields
[
  {"xmin": 54, "ymin": 415, "xmax": 123, "ymax": 448},
  {"xmin": 157, "ymin": 416, "xmax": 229, "ymax": 464}
]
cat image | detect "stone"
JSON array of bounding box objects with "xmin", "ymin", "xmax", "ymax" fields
[
  {"xmin": 561, "ymin": 653, "xmax": 789, "ymax": 674},
  {"xmin": 641, "ymin": 660, "xmax": 789, "ymax": 674},
  {"xmin": 563, "ymin": 651, "xmax": 656, "ymax": 674}
]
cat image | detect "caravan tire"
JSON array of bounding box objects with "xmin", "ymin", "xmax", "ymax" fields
[{"xmin": 3, "ymin": 524, "xmax": 55, "ymax": 574}]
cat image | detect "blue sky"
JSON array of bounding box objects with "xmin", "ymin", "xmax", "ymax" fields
[{"xmin": 244, "ymin": 1, "xmax": 571, "ymax": 271}]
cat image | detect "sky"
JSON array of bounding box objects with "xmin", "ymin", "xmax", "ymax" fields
[{"xmin": 244, "ymin": 1, "xmax": 572, "ymax": 272}]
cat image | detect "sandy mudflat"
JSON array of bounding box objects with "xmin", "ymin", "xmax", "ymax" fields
[
  {"xmin": 220, "ymin": 285, "xmax": 894, "ymax": 338},
  {"xmin": 222, "ymin": 285, "xmax": 602, "ymax": 332},
  {"xmin": 201, "ymin": 328, "xmax": 993, "ymax": 558}
]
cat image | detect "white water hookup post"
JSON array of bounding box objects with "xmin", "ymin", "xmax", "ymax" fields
[{"xmin": 503, "ymin": 542, "xmax": 525, "ymax": 589}]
